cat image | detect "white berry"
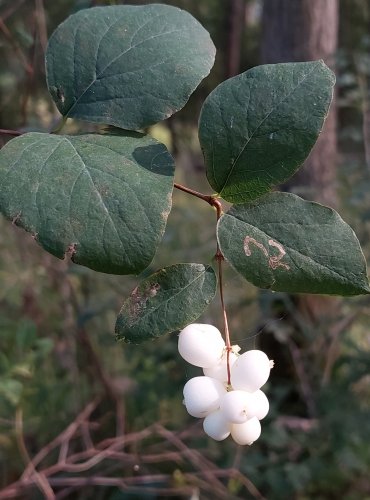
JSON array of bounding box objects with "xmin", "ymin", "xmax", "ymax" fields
[
  {"xmin": 231, "ymin": 350, "xmax": 271, "ymax": 392},
  {"xmin": 231, "ymin": 416, "xmax": 261, "ymax": 445},
  {"xmin": 251, "ymin": 390, "xmax": 269, "ymax": 420},
  {"xmin": 220, "ymin": 390, "xmax": 253, "ymax": 423},
  {"xmin": 183, "ymin": 376, "xmax": 226, "ymax": 418},
  {"xmin": 203, "ymin": 411, "xmax": 231, "ymax": 441},
  {"xmin": 203, "ymin": 350, "xmax": 238, "ymax": 383},
  {"xmin": 178, "ymin": 324, "xmax": 225, "ymax": 368}
]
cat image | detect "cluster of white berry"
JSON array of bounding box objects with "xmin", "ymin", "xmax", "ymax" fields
[{"xmin": 178, "ymin": 323, "xmax": 274, "ymax": 445}]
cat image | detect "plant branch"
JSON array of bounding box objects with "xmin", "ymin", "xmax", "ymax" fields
[
  {"xmin": 1, "ymin": 398, "xmax": 262, "ymax": 500},
  {"xmin": 22, "ymin": 399, "xmax": 100, "ymax": 478},
  {"xmin": 0, "ymin": 0, "xmax": 27, "ymax": 22},
  {"xmin": 62, "ymin": 271, "xmax": 126, "ymax": 436},
  {"xmin": 174, "ymin": 182, "xmax": 219, "ymax": 207},
  {"xmin": 321, "ymin": 311, "xmax": 359, "ymax": 386},
  {"xmin": 77, "ymin": 326, "xmax": 126, "ymax": 435},
  {"xmin": 0, "ymin": 129, "xmax": 22, "ymax": 136},
  {"xmin": 34, "ymin": 0, "xmax": 47, "ymax": 55},
  {"xmin": 173, "ymin": 182, "xmax": 231, "ymax": 384},
  {"xmin": 15, "ymin": 407, "xmax": 56, "ymax": 499},
  {"xmin": 215, "ymin": 225, "xmax": 232, "ymax": 385},
  {"xmin": 287, "ymin": 339, "xmax": 317, "ymax": 418},
  {"xmin": 0, "ymin": 17, "xmax": 33, "ymax": 76},
  {"xmin": 155, "ymin": 424, "xmax": 230, "ymax": 498},
  {"xmin": 51, "ymin": 116, "xmax": 68, "ymax": 134}
]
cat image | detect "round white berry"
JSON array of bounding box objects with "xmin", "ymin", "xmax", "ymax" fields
[
  {"xmin": 203, "ymin": 350, "xmax": 238, "ymax": 383},
  {"xmin": 219, "ymin": 390, "xmax": 253, "ymax": 424},
  {"xmin": 231, "ymin": 350, "xmax": 271, "ymax": 392},
  {"xmin": 231, "ymin": 416, "xmax": 261, "ymax": 445},
  {"xmin": 203, "ymin": 411, "xmax": 231, "ymax": 441},
  {"xmin": 251, "ymin": 390, "xmax": 269, "ymax": 420},
  {"xmin": 178, "ymin": 324, "xmax": 225, "ymax": 368},
  {"xmin": 183, "ymin": 376, "xmax": 226, "ymax": 418},
  {"xmin": 220, "ymin": 389, "xmax": 269, "ymax": 423}
]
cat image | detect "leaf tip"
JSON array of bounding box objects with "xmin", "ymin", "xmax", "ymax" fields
[{"xmin": 358, "ymin": 281, "xmax": 370, "ymax": 295}]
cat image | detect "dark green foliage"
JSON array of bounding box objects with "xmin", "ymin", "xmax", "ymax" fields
[
  {"xmin": 46, "ymin": 4, "xmax": 216, "ymax": 129},
  {"xmin": 1, "ymin": 1, "xmax": 370, "ymax": 498},
  {"xmin": 1, "ymin": 5, "xmax": 367, "ymax": 301},
  {"xmin": 115, "ymin": 263, "xmax": 217, "ymax": 342},
  {"xmin": 217, "ymin": 192, "xmax": 370, "ymax": 295},
  {"xmin": 199, "ymin": 61, "xmax": 335, "ymax": 203},
  {"xmin": 0, "ymin": 132, "xmax": 174, "ymax": 274}
]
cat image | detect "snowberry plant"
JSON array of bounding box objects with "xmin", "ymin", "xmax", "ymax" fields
[{"xmin": 0, "ymin": 4, "xmax": 369, "ymax": 445}]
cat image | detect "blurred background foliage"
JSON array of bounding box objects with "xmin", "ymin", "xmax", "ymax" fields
[{"xmin": 1, "ymin": 0, "xmax": 370, "ymax": 499}]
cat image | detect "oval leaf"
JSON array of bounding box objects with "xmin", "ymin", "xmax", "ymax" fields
[
  {"xmin": 0, "ymin": 132, "xmax": 174, "ymax": 274},
  {"xmin": 46, "ymin": 4, "xmax": 215, "ymax": 130},
  {"xmin": 217, "ymin": 192, "xmax": 370, "ymax": 296},
  {"xmin": 115, "ymin": 263, "xmax": 217, "ymax": 343},
  {"xmin": 199, "ymin": 61, "xmax": 335, "ymax": 203}
]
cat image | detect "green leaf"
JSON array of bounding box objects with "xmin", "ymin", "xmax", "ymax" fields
[
  {"xmin": 0, "ymin": 379, "xmax": 23, "ymax": 406},
  {"xmin": 46, "ymin": 4, "xmax": 215, "ymax": 130},
  {"xmin": 115, "ymin": 263, "xmax": 217, "ymax": 343},
  {"xmin": 0, "ymin": 132, "xmax": 174, "ymax": 274},
  {"xmin": 199, "ymin": 61, "xmax": 335, "ymax": 203},
  {"xmin": 217, "ymin": 192, "xmax": 370, "ymax": 296}
]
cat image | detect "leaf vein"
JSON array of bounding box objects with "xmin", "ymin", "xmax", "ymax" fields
[
  {"xmin": 219, "ymin": 65, "xmax": 317, "ymax": 194},
  {"xmin": 66, "ymin": 28, "xmax": 184, "ymax": 116},
  {"xmin": 65, "ymin": 140, "xmax": 126, "ymax": 252}
]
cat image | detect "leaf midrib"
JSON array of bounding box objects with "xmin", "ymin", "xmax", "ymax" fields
[
  {"xmin": 65, "ymin": 23, "xmax": 184, "ymax": 116},
  {"xmin": 218, "ymin": 64, "xmax": 318, "ymax": 195}
]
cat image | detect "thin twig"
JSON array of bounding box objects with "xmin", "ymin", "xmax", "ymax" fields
[
  {"xmin": 40, "ymin": 428, "xmax": 153, "ymax": 476},
  {"xmin": 155, "ymin": 424, "xmax": 230, "ymax": 499},
  {"xmin": 61, "ymin": 269, "xmax": 126, "ymax": 436},
  {"xmin": 77, "ymin": 326, "xmax": 126, "ymax": 435},
  {"xmin": 34, "ymin": 0, "xmax": 47, "ymax": 55},
  {"xmin": 174, "ymin": 182, "xmax": 219, "ymax": 206},
  {"xmin": 15, "ymin": 407, "xmax": 55, "ymax": 499},
  {"xmin": 1, "ymin": 411, "xmax": 261, "ymax": 500},
  {"xmin": 275, "ymin": 415, "xmax": 318, "ymax": 432},
  {"xmin": 0, "ymin": 129, "xmax": 22, "ymax": 136},
  {"xmin": 0, "ymin": 17, "xmax": 33, "ymax": 75},
  {"xmin": 22, "ymin": 399, "xmax": 99, "ymax": 478},
  {"xmin": 287, "ymin": 339, "xmax": 317, "ymax": 418},
  {"xmin": 322, "ymin": 311, "xmax": 359, "ymax": 385},
  {"xmin": 222, "ymin": 469, "xmax": 266, "ymax": 499},
  {"xmin": 0, "ymin": 0, "xmax": 27, "ymax": 22},
  {"xmin": 48, "ymin": 476, "xmax": 195, "ymax": 495},
  {"xmin": 355, "ymin": 58, "xmax": 370, "ymax": 170}
]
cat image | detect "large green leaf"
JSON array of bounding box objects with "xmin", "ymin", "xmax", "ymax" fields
[
  {"xmin": 115, "ymin": 263, "xmax": 217, "ymax": 343},
  {"xmin": 199, "ymin": 61, "xmax": 335, "ymax": 203},
  {"xmin": 46, "ymin": 4, "xmax": 215, "ymax": 130},
  {"xmin": 217, "ymin": 192, "xmax": 370, "ymax": 296},
  {"xmin": 0, "ymin": 132, "xmax": 174, "ymax": 274}
]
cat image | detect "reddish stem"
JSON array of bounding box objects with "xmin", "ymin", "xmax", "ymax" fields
[
  {"xmin": 174, "ymin": 182, "xmax": 217, "ymax": 206},
  {"xmin": 0, "ymin": 129, "xmax": 22, "ymax": 136},
  {"xmin": 174, "ymin": 182, "xmax": 232, "ymax": 385}
]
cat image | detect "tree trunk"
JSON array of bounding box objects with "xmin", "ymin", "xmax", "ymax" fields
[
  {"xmin": 261, "ymin": 0, "xmax": 339, "ymax": 209},
  {"xmin": 225, "ymin": 0, "xmax": 247, "ymax": 78},
  {"xmin": 260, "ymin": 1, "xmax": 340, "ymax": 345}
]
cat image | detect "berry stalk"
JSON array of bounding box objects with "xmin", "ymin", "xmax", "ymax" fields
[
  {"xmin": 174, "ymin": 183, "xmax": 232, "ymax": 384},
  {"xmin": 216, "ymin": 248, "xmax": 232, "ymax": 386}
]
